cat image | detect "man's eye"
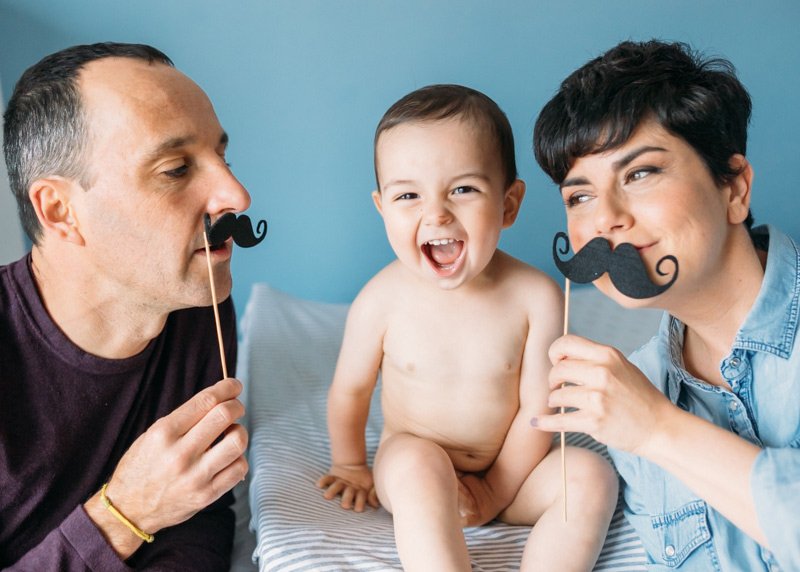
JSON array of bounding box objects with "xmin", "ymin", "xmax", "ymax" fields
[{"xmin": 163, "ymin": 165, "xmax": 189, "ymax": 178}]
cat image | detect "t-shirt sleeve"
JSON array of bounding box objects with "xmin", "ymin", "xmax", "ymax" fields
[
  {"xmin": 125, "ymin": 494, "xmax": 235, "ymax": 571},
  {"xmin": 4, "ymin": 505, "xmax": 131, "ymax": 571},
  {"xmin": 5, "ymin": 496, "xmax": 234, "ymax": 571},
  {"xmin": 751, "ymin": 447, "xmax": 800, "ymax": 570}
]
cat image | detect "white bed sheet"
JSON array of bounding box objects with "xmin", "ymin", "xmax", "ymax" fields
[{"xmin": 232, "ymin": 283, "xmax": 663, "ymax": 571}]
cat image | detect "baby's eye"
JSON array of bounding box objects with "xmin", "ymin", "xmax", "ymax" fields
[
  {"xmin": 163, "ymin": 164, "xmax": 189, "ymax": 179},
  {"xmin": 452, "ymin": 186, "xmax": 478, "ymax": 195},
  {"xmin": 395, "ymin": 192, "xmax": 419, "ymax": 201}
]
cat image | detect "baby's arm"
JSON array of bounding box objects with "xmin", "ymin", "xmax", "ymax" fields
[
  {"xmin": 317, "ymin": 283, "xmax": 386, "ymax": 512},
  {"xmin": 460, "ymin": 276, "xmax": 564, "ymax": 524}
]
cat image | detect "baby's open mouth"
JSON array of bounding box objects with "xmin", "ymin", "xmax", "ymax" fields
[{"xmin": 422, "ymin": 238, "xmax": 464, "ymax": 271}]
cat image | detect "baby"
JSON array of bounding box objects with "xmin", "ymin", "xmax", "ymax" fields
[{"xmin": 318, "ymin": 84, "xmax": 617, "ymax": 571}]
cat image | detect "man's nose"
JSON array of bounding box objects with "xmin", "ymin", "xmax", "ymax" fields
[{"xmin": 206, "ymin": 161, "xmax": 251, "ymax": 215}]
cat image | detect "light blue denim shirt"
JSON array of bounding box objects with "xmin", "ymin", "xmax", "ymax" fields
[{"xmin": 608, "ymin": 225, "xmax": 800, "ymax": 571}]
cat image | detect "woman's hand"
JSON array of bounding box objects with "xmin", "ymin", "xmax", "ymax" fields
[{"xmin": 533, "ymin": 334, "xmax": 674, "ymax": 456}]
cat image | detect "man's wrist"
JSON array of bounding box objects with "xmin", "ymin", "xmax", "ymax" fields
[
  {"xmin": 84, "ymin": 490, "xmax": 144, "ymax": 560},
  {"xmin": 100, "ymin": 483, "xmax": 154, "ymax": 543}
]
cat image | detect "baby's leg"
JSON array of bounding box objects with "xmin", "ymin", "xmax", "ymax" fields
[
  {"xmin": 499, "ymin": 445, "xmax": 618, "ymax": 572},
  {"xmin": 373, "ymin": 433, "xmax": 470, "ymax": 572}
]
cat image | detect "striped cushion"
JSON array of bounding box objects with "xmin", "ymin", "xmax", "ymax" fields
[{"xmin": 239, "ymin": 283, "xmax": 656, "ymax": 571}]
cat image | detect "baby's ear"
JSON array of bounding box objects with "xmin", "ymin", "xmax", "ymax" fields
[
  {"xmin": 371, "ymin": 189, "xmax": 384, "ymax": 217},
  {"xmin": 502, "ymin": 179, "xmax": 526, "ymax": 227}
]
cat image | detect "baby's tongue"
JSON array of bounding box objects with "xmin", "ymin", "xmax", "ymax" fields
[{"xmin": 430, "ymin": 241, "xmax": 462, "ymax": 265}]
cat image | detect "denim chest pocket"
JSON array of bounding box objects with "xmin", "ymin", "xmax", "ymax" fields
[{"xmin": 632, "ymin": 500, "xmax": 713, "ymax": 568}]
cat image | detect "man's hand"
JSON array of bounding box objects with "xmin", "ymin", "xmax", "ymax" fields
[
  {"xmin": 317, "ymin": 464, "xmax": 379, "ymax": 512},
  {"xmin": 85, "ymin": 377, "xmax": 248, "ymax": 557}
]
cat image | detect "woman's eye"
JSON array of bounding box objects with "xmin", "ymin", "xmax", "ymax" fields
[
  {"xmin": 452, "ymin": 186, "xmax": 478, "ymax": 195},
  {"xmin": 564, "ymin": 192, "xmax": 590, "ymax": 208},
  {"xmin": 163, "ymin": 164, "xmax": 189, "ymax": 178},
  {"xmin": 626, "ymin": 166, "xmax": 660, "ymax": 183}
]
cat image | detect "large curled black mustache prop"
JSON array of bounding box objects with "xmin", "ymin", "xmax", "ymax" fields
[
  {"xmin": 553, "ymin": 232, "xmax": 678, "ymax": 299},
  {"xmin": 205, "ymin": 213, "xmax": 268, "ymax": 248}
]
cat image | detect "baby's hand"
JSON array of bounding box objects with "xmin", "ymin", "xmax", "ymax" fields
[
  {"xmin": 316, "ymin": 464, "xmax": 379, "ymax": 512},
  {"xmin": 457, "ymin": 474, "xmax": 498, "ymax": 527}
]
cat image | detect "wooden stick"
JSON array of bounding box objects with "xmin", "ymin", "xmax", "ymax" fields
[
  {"xmin": 561, "ymin": 277, "xmax": 570, "ymax": 522},
  {"xmin": 203, "ymin": 231, "xmax": 228, "ymax": 379}
]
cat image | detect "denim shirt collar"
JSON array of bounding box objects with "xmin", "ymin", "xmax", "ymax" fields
[
  {"xmin": 662, "ymin": 225, "xmax": 800, "ymax": 399},
  {"xmin": 734, "ymin": 225, "xmax": 800, "ymax": 358}
]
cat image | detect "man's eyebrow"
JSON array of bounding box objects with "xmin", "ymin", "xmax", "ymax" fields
[
  {"xmin": 145, "ymin": 131, "xmax": 229, "ymax": 162},
  {"xmin": 560, "ymin": 145, "xmax": 667, "ymax": 189}
]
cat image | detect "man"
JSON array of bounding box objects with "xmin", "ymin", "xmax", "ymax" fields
[{"xmin": 1, "ymin": 42, "xmax": 249, "ymax": 570}]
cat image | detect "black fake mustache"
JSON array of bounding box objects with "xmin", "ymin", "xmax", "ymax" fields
[
  {"xmin": 552, "ymin": 232, "xmax": 678, "ymax": 299},
  {"xmin": 204, "ymin": 213, "xmax": 268, "ymax": 248}
]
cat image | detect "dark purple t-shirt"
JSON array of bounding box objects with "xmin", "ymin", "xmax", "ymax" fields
[{"xmin": 0, "ymin": 254, "xmax": 238, "ymax": 570}]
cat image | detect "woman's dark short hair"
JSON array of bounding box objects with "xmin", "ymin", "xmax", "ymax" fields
[
  {"xmin": 375, "ymin": 84, "xmax": 518, "ymax": 189},
  {"xmin": 533, "ymin": 40, "xmax": 753, "ymax": 227},
  {"xmin": 3, "ymin": 42, "xmax": 173, "ymax": 243}
]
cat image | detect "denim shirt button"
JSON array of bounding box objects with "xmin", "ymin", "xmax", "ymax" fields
[
  {"xmin": 665, "ymin": 544, "xmax": 676, "ymax": 557},
  {"xmin": 729, "ymin": 401, "xmax": 738, "ymax": 411},
  {"xmin": 730, "ymin": 356, "xmax": 741, "ymax": 367}
]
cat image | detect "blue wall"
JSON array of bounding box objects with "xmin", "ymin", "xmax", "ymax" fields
[{"xmin": 2, "ymin": 0, "xmax": 799, "ymax": 309}]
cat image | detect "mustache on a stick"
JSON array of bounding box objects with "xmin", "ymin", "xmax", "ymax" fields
[
  {"xmin": 205, "ymin": 212, "xmax": 268, "ymax": 248},
  {"xmin": 552, "ymin": 232, "xmax": 678, "ymax": 299}
]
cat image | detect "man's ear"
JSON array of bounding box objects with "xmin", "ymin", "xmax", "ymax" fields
[
  {"xmin": 502, "ymin": 179, "xmax": 526, "ymax": 228},
  {"xmin": 371, "ymin": 189, "xmax": 384, "ymax": 217},
  {"xmin": 28, "ymin": 177, "xmax": 85, "ymax": 245},
  {"xmin": 726, "ymin": 154, "xmax": 753, "ymax": 225}
]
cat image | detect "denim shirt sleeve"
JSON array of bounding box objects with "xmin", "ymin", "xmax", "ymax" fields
[{"xmin": 752, "ymin": 447, "xmax": 800, "ymax": 570}]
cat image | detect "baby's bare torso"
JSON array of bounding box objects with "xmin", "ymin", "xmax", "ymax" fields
[{"xmin": 378, "ymin": 260, "xmax": 530, "ymax": 473}]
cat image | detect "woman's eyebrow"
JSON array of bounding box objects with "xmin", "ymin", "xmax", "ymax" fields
[
  {"xmin": 611, "ymin": 145, "xmax": 667, "ymax": 171},
  {"xmin": 560, "ymin": 145, "xmax": 668, "ymax": 189}
]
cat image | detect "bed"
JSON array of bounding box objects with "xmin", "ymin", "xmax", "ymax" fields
[{"xmin": 230, "ymin": 283, "xmax": 663, "ymax": 571}]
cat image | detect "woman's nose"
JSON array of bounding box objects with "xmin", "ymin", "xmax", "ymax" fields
[{"xmin": 593, "ymin": 192, "xmax": 633, "ymax": 235}]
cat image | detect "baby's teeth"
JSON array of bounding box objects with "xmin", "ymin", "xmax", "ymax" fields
[{"xmin": 428, "ymin": 238, "xmax": 454, "ymax": 246}]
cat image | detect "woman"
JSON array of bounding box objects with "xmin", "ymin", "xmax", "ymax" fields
[{"xmin": 532, "ymin": 39, "xmax": 799, "ymax": 571}]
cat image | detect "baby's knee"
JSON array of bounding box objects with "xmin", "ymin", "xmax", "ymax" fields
[
  {"xmin": 377, "ymin": 435, "xmax": 455, "ymax": 489},
  {"xmin": 566, "ymin": 448, "xmax": 619, "ymax": 506}
]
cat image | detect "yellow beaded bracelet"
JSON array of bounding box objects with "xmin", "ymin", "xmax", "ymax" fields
[{"xmin": 100, "ymin": 483, "xmax": 155, "ymax": 543}]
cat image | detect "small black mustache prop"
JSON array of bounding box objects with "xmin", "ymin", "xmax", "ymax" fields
[
  {"xmin": 552, "ymin": 232, "xmax": 679, "ymax": 299},
  {"xmin": 204, "ymin": 213, "xmax": 268, "ymax": 248}
]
